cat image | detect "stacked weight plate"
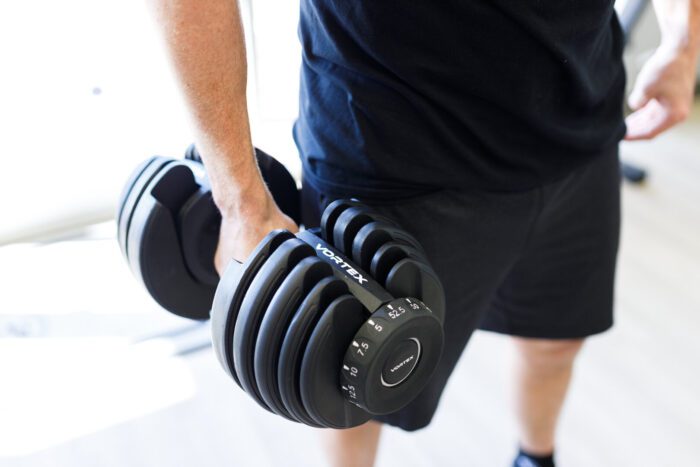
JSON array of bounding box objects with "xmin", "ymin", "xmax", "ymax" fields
[{"xmin": 211, "ymin": 200, "xmax": 445, "ymax": 428}]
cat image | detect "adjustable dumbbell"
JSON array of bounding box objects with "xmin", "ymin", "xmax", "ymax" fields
[
  {"xmin": 210, "ymin": 200, "xmax": 445, "ymax": 428},
  {"xmin": 118, "ymin": 148, "xmax": 446, "ymax": 428},
  {"xmin": 116, "ymin": 145, "xmax": 299, "ymax": 319}
]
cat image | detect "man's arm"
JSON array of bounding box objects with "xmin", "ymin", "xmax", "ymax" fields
[
  {"xmin": 626, "ymin": 0, "xmax": 700, "ymax": 140},
  {"xmin": 147, "ymin": 0, "xmax": 296, "ymax": 271}
]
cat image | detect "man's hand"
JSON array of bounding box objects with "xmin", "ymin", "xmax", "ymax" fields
[
  {"xmin": 625, "ymin": 44, "xmax": 698, "ymax": 140},
  {"xmin": 625, "ymin": 0, "xmax": 700, "ymax": 141},
  {"xmin": 214, "ymin": 194, "xmax": 298, "ymax": 275}
]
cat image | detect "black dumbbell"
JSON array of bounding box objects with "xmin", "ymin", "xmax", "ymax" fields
[
  {"xmin": 210, "ymin": 200, "xmax": 445, "ymax": 428},
  {"xmin": 118, "ymin": 149, "xmax": 445, "ymax": 428},
  {"xmin": 116, "ymin": 145, "xmax": 299, "ymax": 320}
]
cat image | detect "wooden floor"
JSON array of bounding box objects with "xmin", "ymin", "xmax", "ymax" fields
[{"xmin": 1, "ymin": 102, "xmax": 699, "ymax": 467}]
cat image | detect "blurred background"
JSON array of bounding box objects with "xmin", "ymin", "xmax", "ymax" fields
[{"xmin": 1, "ymin": 0, "xmax": 699, "ymax": 466}]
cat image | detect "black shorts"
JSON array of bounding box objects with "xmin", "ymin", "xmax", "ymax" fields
[{"xmin": 300, "ymin": 149, "xmax": 621, "ymax": 431}]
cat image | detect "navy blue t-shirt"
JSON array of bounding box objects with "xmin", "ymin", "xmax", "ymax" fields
[{"xmin": 292, "ymin": 0, "xmax": 626, "ymax": 199}]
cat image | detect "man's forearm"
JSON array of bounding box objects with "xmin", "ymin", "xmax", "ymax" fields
[
  {"xmin": 653, "ymin": 0, "xmax": 700, "ymax": 53},
  {"xmin": 148, "ymin": 0, "xmax": 268, "ymax": 218}
]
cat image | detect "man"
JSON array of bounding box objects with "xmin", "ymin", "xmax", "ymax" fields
[{"xmin": 147, "ymin": 0, "xmax": 699, "ymax": 465}]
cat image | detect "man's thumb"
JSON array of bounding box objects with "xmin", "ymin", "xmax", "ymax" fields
[{"xmin": 628, "ymin": 83, "xmax": 653, "ymax": 111}]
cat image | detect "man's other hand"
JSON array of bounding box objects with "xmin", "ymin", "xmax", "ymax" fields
[{"xmin": 625, "ymin": 44, "xmax": 698, "ymax": 140}]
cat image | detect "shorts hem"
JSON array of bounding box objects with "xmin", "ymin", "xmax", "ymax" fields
[
  {"xmin": 478, "ymin": 319, "xmax": 614, "ymax": 339},
  {"xmin": 372, "ymin": 413, "xmax": 435, "ymax": 432}
]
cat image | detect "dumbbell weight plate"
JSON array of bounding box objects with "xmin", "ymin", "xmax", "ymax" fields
[
  {"xmin": 233, "ymin": 238, "xmax": 316, "ymax": 411},
  {"xmin": 277, "ymin": 277, "xmax": 349, "ymax": 427},
  {"xmin": 255, "ymin": 257, "xmax": 333, "ymax": 420},
  {"xmin": 332, "ymin": 207, "xmax": 396, "ymax": 256},
  {"xmin": 320, "ymin": 199, "xmax": 367, "ymax": 243},
  {"xmin": 178, "ymin": 185, "xmax": 220, "ymax": 287},
  {"xmin": 385, "ymin": 258, "xmax": 446, "ymax": 323},
  {"xmin": 117, "ymin": 156, "xmax": 159, "ymax": 233},
  {"xmin": 184, "ymin": 143, "xmax": 201, "ymax": 163},
  {"xmin": 300, "ymin": 294, "xmax": 372, "ymax": 428},
  {"xmin": 351, "ymin": 221, "xmax": 426, "ymax": 271},
  {"xmin": 210, "ymin": 230, "xmax": 295, "ymax": 386},
  {"xmin": 126, "ymin": 162, "xmax": 213, "ymax": 320},
  {"xmin": 370, "ymin": 241, "xmax": 427, "ymax": 286},
  {"xmin": 117, "ymin": 156, "xmax": 173, "ymax": 259}
]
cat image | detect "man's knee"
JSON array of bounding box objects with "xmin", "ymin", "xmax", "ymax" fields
[{"xmin": 513, "ymin": 337, "xmax": 585, "ymax": 373}]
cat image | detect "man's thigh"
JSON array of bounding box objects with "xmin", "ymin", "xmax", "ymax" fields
[{"xmin": 482, "ymin": 150, "xmax": 621, "ymax": 338}]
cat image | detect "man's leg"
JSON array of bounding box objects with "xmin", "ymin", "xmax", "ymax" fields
[
  {"xmin": 322, "ymin": 421, "xmax": 383, "ymax": 467},
  {"xmin": 513, "ymin": 337, "xmax": 584, "ymax": 456}
]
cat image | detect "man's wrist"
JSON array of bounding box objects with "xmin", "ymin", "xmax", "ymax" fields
[
  {"xmin": 214, "ymin": 175, "xmax": 274, "ymax": 222},
  {"xmin": 660, "ymin": 34, "xmax": 700, "ymax": 57},
  {"xmin": 657, "ymin": 3, "xmax": 700, "ymax": 56},
  {"xmin": 197, "ymin": 140, "xmax": 271, "ymax": 221}
]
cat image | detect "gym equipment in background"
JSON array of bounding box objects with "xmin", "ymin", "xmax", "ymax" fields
[{"xmin": 117, "ymin": 147, "xmax": 446, "ymax": 428}]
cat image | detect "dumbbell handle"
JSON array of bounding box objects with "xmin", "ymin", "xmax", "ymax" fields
[{"xmin": 297, "ymin": 229, "xmax": 393, "ymax": 312}]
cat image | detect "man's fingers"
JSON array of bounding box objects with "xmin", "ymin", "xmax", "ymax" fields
[{"xmin": 624, "ymin": 98, "xmax": 678, "ymax": 141}]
